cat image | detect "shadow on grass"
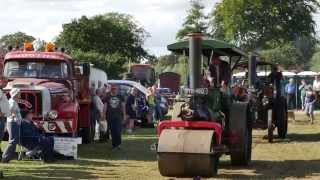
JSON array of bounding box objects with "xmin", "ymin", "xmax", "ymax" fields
[
  {"xmin": 252, "ymin": 132, "xmax": 320, "ymax": 144},
  {"xmin": 2, "ymin": 159, "xmax": 114, "ymax": 180},
  {"xmin": 79, "ymin": 128, "xmax": 157, "ymax": 162},
  {"xmin": 285, "ymin": 133, "xmax": 320, "ymax": 143},
  {"xmin": 219, "ymin": 159, "xmax": 320, "ymax": 179}
]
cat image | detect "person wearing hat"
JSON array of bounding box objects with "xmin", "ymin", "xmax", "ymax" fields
[
  {"xmin": 0, "ymin": 89, "xmax": 10, "ymax": 157},
  {"xmin": 2, "ymin": 88, "xmax": 22, "ymax": 163},
  {"xmin": 104, "ymin": 85, "xmax": 126, "ymax": 150}
]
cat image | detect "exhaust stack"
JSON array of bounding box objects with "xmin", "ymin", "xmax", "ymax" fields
[
  {"xmin": 189, "ymin": 33, "xmax": 202, "ymax": 89},
  {"xmin": 248, "ymin": 53, "xmax": 257, "ymax": 88}
]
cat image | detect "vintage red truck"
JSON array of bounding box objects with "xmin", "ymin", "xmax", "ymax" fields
[
  {"xmin": 125, "ymin": 64, "xmax": 156, "ymax": 86},
  {"xmin": 0, "ymin": 47, "xmax": 95, "ymax": 143}
]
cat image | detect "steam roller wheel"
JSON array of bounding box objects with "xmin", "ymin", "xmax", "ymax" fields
[
  {"xmin": 277, "ymin": 98, "xmax": 288, "ymax": 139},
  {"xmin": 157, "ymin": 129, "xmax": 219, "ymax": 177}
]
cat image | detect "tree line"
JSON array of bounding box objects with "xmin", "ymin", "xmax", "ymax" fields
[
  {"xmin": 0, "ymin": 1, "xmax": 319, "ymax": 80},
  {"xmin": 0, "ymin": 13, "xmax": 153, "ymax": 79},
  {"xmin": 159, "ymin": 0, "xmax": 320, "ymax": 79}
]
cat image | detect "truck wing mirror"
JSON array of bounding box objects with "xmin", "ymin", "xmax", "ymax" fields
[{"xmin": 82, "ymin": 63, "xmax": 90, "ymax": 76}]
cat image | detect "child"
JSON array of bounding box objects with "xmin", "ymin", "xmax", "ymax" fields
[{"xmin": 305, "ymin": 86, "xmax": 316, "ymax": 124}]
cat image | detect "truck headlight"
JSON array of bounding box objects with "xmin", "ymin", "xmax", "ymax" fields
[{"xmin": 48, "ymin": 110, "xmax": 58, "ymax": 120}]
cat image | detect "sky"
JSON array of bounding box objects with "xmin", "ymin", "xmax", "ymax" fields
[{"xmin": 0, "ymin": 0, "xmax": 319, "ymax": 57}]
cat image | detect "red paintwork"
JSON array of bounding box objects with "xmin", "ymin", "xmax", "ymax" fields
[
  {"xmin": 157, "ymin": 120, "xmax": 223, "ymax": 145},
  {"xmin": 57, "ymin": 102, "xmax": 79, "ymax": 133},
  {"xmin": 2, "ymin": 50, "xmax": 91, "ymax": 135},
  {"xmin": 159, "ymin": 72, "xmax": 181, "ymax": 93},
  {"xmin": 5, "ymin": 51, "xmax": 72, "ymax": 61},
  {"xmin": 263, "ymin": 86, "xmax": 274, "ymax": 98}
]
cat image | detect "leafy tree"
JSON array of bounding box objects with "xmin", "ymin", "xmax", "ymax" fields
[
  {"xmin": 176, "ymin": 0, "xmax": 208, "ymax": 40},
  {"xmin": 310, "ymin": 49, "xmax": 320, "ymax": 72},
  {"xmin": 259, "ymin": 42, "xmax": 304, "ymax": 69},
  {"xmin": 0, "ymin": 32, "xmax": 35, "ymax": 49},
  {"xmin": 55, "ymin": 12, "xmax": 150, "ymax": 61},
  {"xmin": 71, "ymin": 49, "xmax": 127, "ymax": 79},
  {"xmin": 211, "ymin": 0, "xmax": 320, "ymax": 50}
]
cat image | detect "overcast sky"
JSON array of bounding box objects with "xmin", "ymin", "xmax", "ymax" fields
[{"xmin": 0, "ymin": 0, "xmax": 319, "ymax": 56}]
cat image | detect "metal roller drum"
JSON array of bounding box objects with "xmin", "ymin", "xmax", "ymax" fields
[{"xmin": 157, "ymin": 129, "xmax": 218, "ymax": 177}]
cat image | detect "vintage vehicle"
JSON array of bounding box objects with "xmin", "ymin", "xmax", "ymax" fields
[
  {"xmin": 158, "ymin": 72, "xmax": 180, "ymax": 93},
  {"xmin": 1, "ymin": 43, "xmax": 96, "ymax": 143},
  {"xmin": 89, "ymin": 66, "xmax": 108, "ymax": 90},
  {"xmin": 157, "ymin": 34, "xmax": 253, "ymax": 177},
  {"xmin": 124, "ymin": 64, "xmax": 156, "ymax": 86},
  {"xmin": 234, "ymin": 60, "xmax": 288, "ymax": 142},
  {"xmin": 158, "ymin": 72, "xmax": 180, "ymax": 108}
]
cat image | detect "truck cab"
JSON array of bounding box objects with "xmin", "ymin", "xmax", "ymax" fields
[{"xmin": 1, "ymin": 45, "xmax": 94, "ymax": 143}]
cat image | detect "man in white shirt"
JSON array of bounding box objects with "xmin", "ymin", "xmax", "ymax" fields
[
  {"xmin": 2, "ymin": 88, "xmax": 22, "ymax": 163},
  {"xmin": 312, "ymin": 75, "xmax": 320, "ymax": 103},
  {"xmin": 93, "ymin": 89, "xmax": 107, "ymax": 142}
]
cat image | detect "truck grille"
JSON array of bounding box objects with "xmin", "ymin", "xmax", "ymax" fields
[{"xmin": 19, "ymin": 91, "xmax": 43, "ymax": 117}]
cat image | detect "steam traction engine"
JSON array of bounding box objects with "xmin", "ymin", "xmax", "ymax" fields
[
  {"xmin": 157, "ymin": 34, "xmax": 254, "ymax": 177},
  {"xmin": 0, "ymin": 43, "xmax": 95, "ymax": 143},
  {"xmin": 235, "ymin": 59, "xmax": 288, "ymax": 143}
]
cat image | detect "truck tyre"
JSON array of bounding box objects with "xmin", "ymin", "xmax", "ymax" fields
[
  {"xmin": 230, "ymin": 103, "xmax": 252, "ymax": 166},
  {"xmin": 81, "ymin": 117, "xmax": 95, "ymax": 144},
  {"xmin": 277, "ymin": 98, "xmax": 288, "ymax": 139}
]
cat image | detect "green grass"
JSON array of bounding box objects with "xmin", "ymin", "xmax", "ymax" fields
[{"xmin": 0, "ymin": 115, "xmax": 319, "ymax": 179}]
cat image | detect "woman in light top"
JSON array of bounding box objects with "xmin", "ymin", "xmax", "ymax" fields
[{"xmin": 2, "ymin": 88, "xmax": 22, "ymax": 163}]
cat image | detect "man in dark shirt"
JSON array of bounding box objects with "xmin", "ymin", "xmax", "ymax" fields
[
  {"xmin": 21, "ymin": 112, "xmax": 54, "ymax": 162},
  {"xmin": 105, "ymin": 85, "xmax": 126, "ymax": 149},
  {"xmin": 268, "ymin": 65, "xmax": 283, "ymax": 98},
  {"xmin": 125, "ymin": 88, "xmax": 138, "ymax": 134}
]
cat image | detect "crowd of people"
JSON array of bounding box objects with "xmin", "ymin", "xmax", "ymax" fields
[
  {"xmin": 91, "ymin": 83, "xmax": 164, "ymax": 150},
  {"xmin": 286, "ymin": 75, "xmax": 320, "ymax": 124}
]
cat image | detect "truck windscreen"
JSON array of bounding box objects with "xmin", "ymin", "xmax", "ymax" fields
[{"xmin": 4, "ymin": 60, "xmax": 70, "ymax": 79}]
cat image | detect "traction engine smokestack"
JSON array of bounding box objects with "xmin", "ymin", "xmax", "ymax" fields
[
  {"xmin": 248, "ymin": 53, "xmax": 257, "ymax": 88},
  {"xmin": 189, "ymin": 33, "xmax": 202, "ymax": 89}
]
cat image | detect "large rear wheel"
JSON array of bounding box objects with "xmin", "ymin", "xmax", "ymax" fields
[
  {"xmin": 230, "ymin": 103, "xmax": 253, "ymax": 166},
  {"xmin": 277, "ymin": 98, "xmax": 288, "ymax": 139},
  {"xmin": 230, "ymin": 106, "xmax": 252, "ymax": 166},
  {"xmin": 230, "ymin": 126, "xmax": 252, "ymax": 165}
]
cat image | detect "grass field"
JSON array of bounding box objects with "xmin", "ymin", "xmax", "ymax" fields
[{"xmin": 0, "ymin": 114, "xmax": 319, "ymax": 179}]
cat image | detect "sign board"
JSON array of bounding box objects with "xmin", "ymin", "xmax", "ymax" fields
[{"xmin": 54, "ymin": 137, "xmax": 82, "ymax": 159}]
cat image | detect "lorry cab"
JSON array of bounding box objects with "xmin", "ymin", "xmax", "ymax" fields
[{"xmin": 1, "ymin": 43, "xmax": 93, "ymax": 143}]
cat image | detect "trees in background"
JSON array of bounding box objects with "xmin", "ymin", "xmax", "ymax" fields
[
  {"xmin": 176, "ymin": 0, "xmax": 208, "ymax": 40},
  {"xmin": 0, "ymin": 32, "xmax": 35, "ymax": 49},
  {"xmin": 209, "ymin": 0, "xmax": 319, "ymax": 69},
  {"xmin": 210, "ymin": 0, "xmax": 319, "ymax": 50},
  {"xmin": 310, "ymin": 47, "xmax": 320, "ymax": 71},
  {"xmin": 55, "ymin": 12, "xmax": 151, "ymax": 78}
]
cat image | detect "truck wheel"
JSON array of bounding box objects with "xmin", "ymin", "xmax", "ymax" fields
[
  {"xmin": 81, "ymin": 118, "xmax": 95, "ymax": 144},
  {"xmin": 230, "ymin": 116, "xmax": 252, "ymax": 166},
  {"xmin": 277, "ymin": 99, "xmax": 288, "ymax": 139}
]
